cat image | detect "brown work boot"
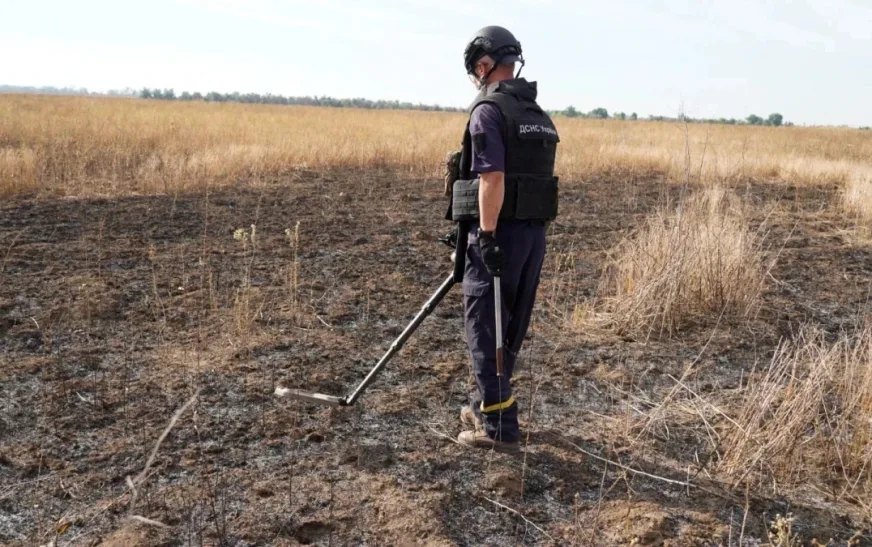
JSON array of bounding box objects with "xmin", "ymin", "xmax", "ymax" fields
[
  {"xmin": 460, "ymin": 405, "xmax": 483, "ymax": 429},
  {"xmin": 457, "ymin": 429, "xmax": 520, "ymax": 454}
]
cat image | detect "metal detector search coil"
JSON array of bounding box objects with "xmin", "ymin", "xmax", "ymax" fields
[
  {"xmin": 274, "ymin": 273, "xmax": 457, "ymax": 407},
  {"xmin": 274, "ymin": 388, "xmax": 346, "ymax": 406}
]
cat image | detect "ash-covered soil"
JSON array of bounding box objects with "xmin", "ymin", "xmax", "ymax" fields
[{"xmin": 1, "ymin": 172, "xmax": 870, "ymax": 546}]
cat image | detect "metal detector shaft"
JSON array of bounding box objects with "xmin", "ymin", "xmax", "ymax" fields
[
  {"xmin": 453, "ymin": 222, "xmax": 468, "ymax": 283},
  {"xmin": 494, "ymin": 275, "xmax": 504, "ymax": 377},
  {"xmin": 343, "ymin": 273, "xmax": 456, "ymax": 405}
]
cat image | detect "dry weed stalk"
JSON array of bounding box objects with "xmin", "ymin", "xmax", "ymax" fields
[
  {"xmin": 145, "ymin": 244, "xmax": 167, "ymax": 327},
  {"xmin": 232, "ymin": 224, "xmax": 262, "ymax": 335},
  {"xmin": 592, "ymin": 186, "xmax": 766, "ymax": 338},
  {"xmin": 766, "ymin": 514, "xmax": 803, "ymax": 547},
  {"xmin": 286, "ymin": 221, "xmax": 301, "ymax": 317},
  {"xmin": 719, "ymin": 326, "xmax": 872, "ymax": 507}
]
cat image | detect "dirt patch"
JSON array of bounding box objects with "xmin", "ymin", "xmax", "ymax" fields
[{"xmin": 1, "ymin": 173, "xmax": 870, "ymax": 545}]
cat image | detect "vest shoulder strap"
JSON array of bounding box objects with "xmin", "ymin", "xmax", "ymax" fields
[
  {"xmin": 470, "ymin": 91, "xmax": 520, "ymax": 119},
  {"xmin": 467, "ymin": 92, "xmax": 516, "ymax": 158},
  {"xmin": 459, "ymin": 120, "xmax": 473, "ymax": 179}
]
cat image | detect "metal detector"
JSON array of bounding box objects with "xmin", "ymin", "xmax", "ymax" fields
[{"xmin": 275, "ymin": 226, "xmax": 468, "ymax": 407}]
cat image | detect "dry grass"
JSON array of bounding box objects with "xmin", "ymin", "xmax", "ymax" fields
[
  {"xmin": 3, "ymin": 94, "xmax": 872, "ymax": 196},
  {"xmin": 556, "ymin": 119, "xmax": 872, "ymax": 187},
  {"xmin": 231, "ymin": 225, "xmax": 261, "ymax": 336},
  {"xmin": 590, "ymin": 186, "xmax": 767, "ymax": 338},
  {"xmin": 720, "ymin": 325, "xmax": 872, "ymax": 511},
  {"xmin": 0, "ymin": 95, "xmax": 458, "ymax": 196},
  {"xmin": 842, "ymin": 168, "xmax": 872, "ymax": 225}
]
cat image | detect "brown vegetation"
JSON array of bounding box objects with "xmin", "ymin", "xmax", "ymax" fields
[
  {"xmin": 720, "ymin": 325, "xmax": 872, "ymax": 510},
  {"xmin": 843, "ymin": 169, "xmax": 872, "ymax": 225},
  {"xmin": 592, "ymin": 185, "xmax": 768, "ymax": 338},
  {"xmin": 3, "ymin": 94, "xmax": 872, "ymax": 196}
]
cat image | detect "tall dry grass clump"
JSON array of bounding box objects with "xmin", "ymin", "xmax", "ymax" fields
[
  {"xmin": 719, "ymin": 325, "xmax": 872, "ymax": 509},
  {"xmin": 593, "ymin": 186, "xmax": 766, "ymax": 338},
  {"xmin": 841, "ymin": 168, "xmax": 872, "ymax": 224},
  {"xmin": 3, "ymin": 94, "xmax": 872, "ymax": 196}
]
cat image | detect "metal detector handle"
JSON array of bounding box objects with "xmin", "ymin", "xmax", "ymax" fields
[
  {"xmin": 344, "ymin": 273, "xmax": 456, "ymax": 405},
  {"xmin": 494, "ymin": 275, "xmax": 504, "ymax": 377}
]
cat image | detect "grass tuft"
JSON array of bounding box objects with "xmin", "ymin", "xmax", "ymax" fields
[
  {"xmin": 842, "ymin": 168, "xmax": 872, "ymax": 226},
  {"xmin": 720, "ymin": 325, "xmax": 872, "ymax": 511},
  {"xmin": 591, "ymin": 186, "xmax": 766, "ymax": 338}
]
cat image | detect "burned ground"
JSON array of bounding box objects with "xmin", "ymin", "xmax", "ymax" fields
[{"xmin": 1, "ymin": 172, "xmax": 870, "ymax": 546}]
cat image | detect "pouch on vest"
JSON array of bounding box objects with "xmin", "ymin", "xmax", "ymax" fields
[
  {"xmin": 516, "ymin": 175, "xmax": 558, "ymax": 220},
  {"xmin": 443, "ymin": 150, "xmax": 462, "ymax": 197},
  {"xmin": 451, "ymin": 176, "xmax": 557, "ymax": 222},
  {"xmin": 451, "ymin": 179, "xmax": 480, "ymax": 222}
]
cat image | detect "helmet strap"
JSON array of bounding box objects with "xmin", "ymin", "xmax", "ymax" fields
[
  {"xmin": 475, "ymin": 53, "xmax": 525, "ymax": 89},
  {"xmin": 515, "ymin": 56, "xmax": 526, "ymax": 79},
  {"xmin": 476, "ymin": 54, "xmax": 505, "ymax": 89}
]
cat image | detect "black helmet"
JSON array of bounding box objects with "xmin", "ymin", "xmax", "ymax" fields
[{"xmin": 463, "ymin": 26, "xmax": 523, "ymax": 76}]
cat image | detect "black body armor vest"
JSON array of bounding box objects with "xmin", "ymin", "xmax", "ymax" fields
[{"xmin": 450, "ymin": 78, "xmax": 560, "ymax": 222}]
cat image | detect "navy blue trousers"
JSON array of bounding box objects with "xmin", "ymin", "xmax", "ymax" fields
[{"xmin": 463, "ymin": 221, "xmax": 546, "ymax": 442}]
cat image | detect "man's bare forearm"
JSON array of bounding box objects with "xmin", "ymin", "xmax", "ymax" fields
[{"xmin": 479, "ymin": 171, "xmax": 504, "ymax": 232}]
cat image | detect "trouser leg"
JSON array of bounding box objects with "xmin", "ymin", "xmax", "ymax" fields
[
  {"xmin": 462, "ymin": 222, "xmax": 545, "ymax": 443},
  {"xmin": 503, "ymin": 226, "xmax": 546, "ymax": 379},
  {"xmin": 465, "ymin": 285, "xmax": 518, "ymax": 442}
]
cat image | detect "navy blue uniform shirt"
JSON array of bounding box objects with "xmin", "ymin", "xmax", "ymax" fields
[{"xmin": 469, "ymin": 103, "xmax": 505, "ymax": 174}]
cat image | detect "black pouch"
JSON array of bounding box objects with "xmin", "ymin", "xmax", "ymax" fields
[
  {"xmin": 451, "ymin": 177, "xmax": 524, "ymax": 222},
  {"xmin": 451, "ymin": 179, "xmax": 480, "ymax": 221},
  {"xmin": 516, "ymin": 175, "xmax": 559, "ymax": 220},
  {"xmin": 451, "ymin": 175, "xmax": 558, "ymax": 222}
]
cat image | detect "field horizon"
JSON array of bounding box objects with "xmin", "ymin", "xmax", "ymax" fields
[{"xmin": 3, "ymin": 94, "xmax": 872, "ymax": 197}]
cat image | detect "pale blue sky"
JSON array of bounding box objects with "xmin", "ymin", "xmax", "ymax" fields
[{"xmin": 2, "ymin": 0, "xmax": 871, "ymax": 126}]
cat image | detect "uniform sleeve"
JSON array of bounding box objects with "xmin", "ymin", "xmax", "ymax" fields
[{"xmin": 468, "ymin": 103, "xmax": 506, "ymax": 173}]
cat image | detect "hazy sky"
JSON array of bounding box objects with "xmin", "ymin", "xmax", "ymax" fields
[{"xmin": 2, "ymin": 0, "xmax": 871, "ymax": 126}]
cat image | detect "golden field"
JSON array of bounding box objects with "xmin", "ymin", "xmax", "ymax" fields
[{"xmin": 3, "ymin": 93, "xmax": 872, "ymax": 197}]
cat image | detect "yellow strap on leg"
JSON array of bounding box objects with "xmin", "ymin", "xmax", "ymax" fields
[{"xmin": 480, "ymin": 396, "xmax": 515, "ymax": 414}]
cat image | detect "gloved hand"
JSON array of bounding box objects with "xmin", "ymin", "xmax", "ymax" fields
[{"xmin": 477, "ymin": 230, "xmax": 505, "ymax": 276}]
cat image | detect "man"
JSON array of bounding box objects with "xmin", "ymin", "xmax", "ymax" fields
[{"xmin": 449, "ymin": 26, "xmax": 560, "ymax": 453}]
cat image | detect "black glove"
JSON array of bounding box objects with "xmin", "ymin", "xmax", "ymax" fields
[{"xmin": 477, "ymin": 230, "xmax": 505, "ymax": 276}]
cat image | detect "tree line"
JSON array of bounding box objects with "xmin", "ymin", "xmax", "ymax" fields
[
  {"xmin": 139, "ymin": 88, "xmax": 793, "ymax": 126},
  {"xmin": 0, "ymin": 85, "xmax": 138, "ymax": 97},
  {"xmin": 551, "ymin": 105, "xmax": 791, "ymax": 127},
  {"xmin": 138, "ymin": 88, "xmax": 465, "ymax": 112},
  {"xmin": 0, "ymin": 85, "xmax": 813, "ymax": 128}
]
